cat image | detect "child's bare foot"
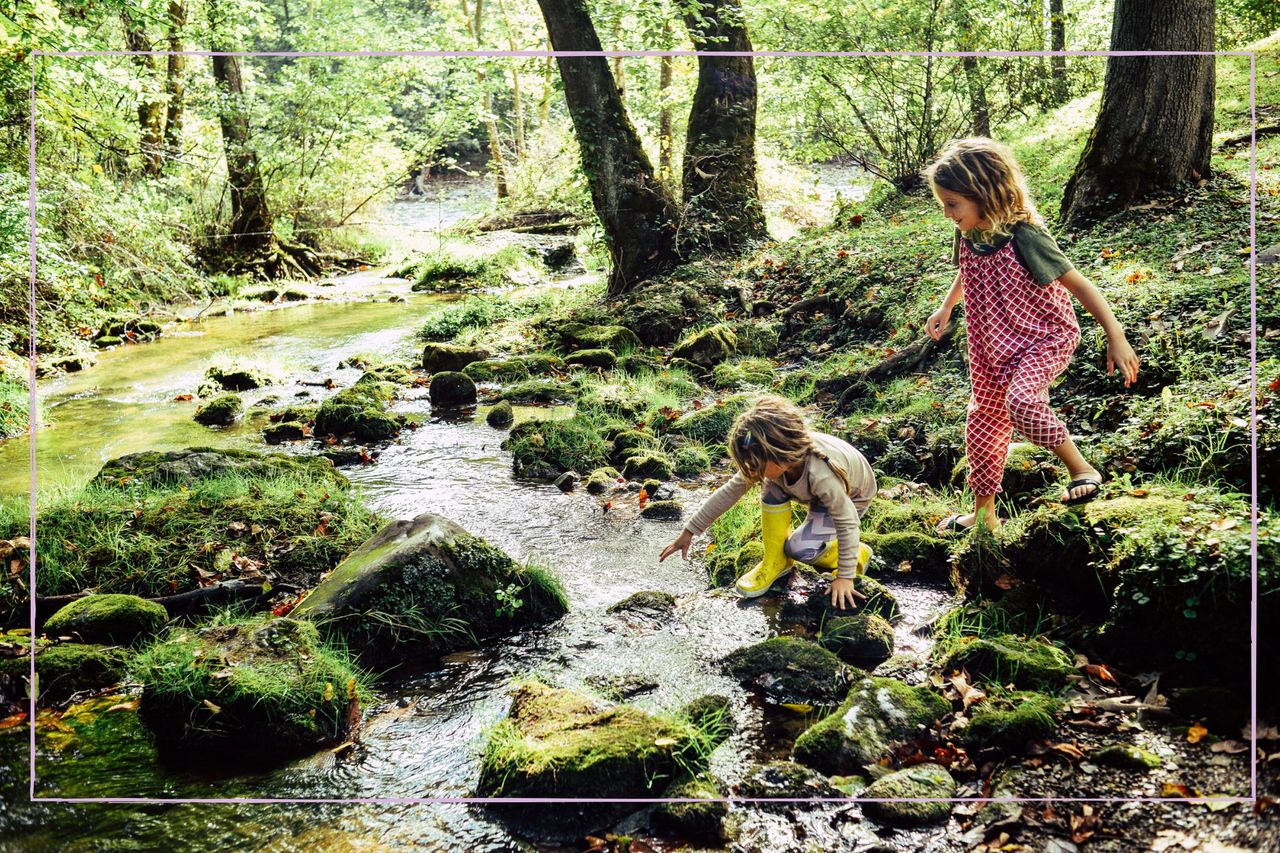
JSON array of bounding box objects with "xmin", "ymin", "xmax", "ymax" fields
[
  {"xmin": 936, "ymin": 512, "xmax": 1001, "ymax": 534},
  {"xmin": 1061, "ymin": 468, "xmax": 1104, "ymax": 504}
]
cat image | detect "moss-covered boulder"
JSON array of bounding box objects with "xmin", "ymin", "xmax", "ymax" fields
[
  {"xmin": 672, "ymin": 324, "xmax": 737, "ymax": 368},
  {"xmin": 730, "ymin": 320, "xmax": 781, "ymax": 357},
  {"xmin": 667, "ymin": 394, "xmax": 752, "ymax": 443},
  {"xmin": 1092, "ymin": 742, "xmax": 1162, "ymax": 770},
  {"xmin": 564, "ymin": 348, "xmax": 618, "ymax": 370},
  {"xmin": 621, "ymin": 452, "xmax": 673, "ymax": 482},
  {"xmin": 860, "ymin": 530, "xmax": 951, "ymax": 577},
  {"xmin": 817, "ymin": 613, "xmax": 895, "ymax": 666},
  {"xmin": 194, "ymin": 393, "xmax": 242, "ymax": 426},
  {"xmin": 610, "ymin": 429, "xmax": 659, "ymax": 462},
  {"xmin": 651, "ymin": 774, "xmax": 727, "ymax": 845},
  {"xmin": 428, "ymin": 371, "xmax": 477, "ymax": 406},
  {"xmin": 315, "ymin": 379, "xmax": 404, "ymax": 440},
  {"xmin": 723, "ymin": 637, "xmax": 856, "ymax": 706},
  {"xmin": 92, "ymin": 447, "xmax": 340, "ymax": 489},
  {"xmin": 204, "ymin": 364, "xmax": 271, "ymax": 391},
  {"xmin": 778, "ymin": 574, "xmax": 899, "ymax": 630},
  {"xmin": 0, "ymin": 642, "xmax": 131, "ymax": 705},
  {"xmin": 736, "ymin": 760, "xmax": 844, "ymax": 801},
  {"xmin": 672, "ymin": 445, "xmax": 713, "ymax": 478},
  {"xmin": 641, "ymin": 500, "xmax": 683, "ymax": 520},
  {"xmin": 792, "ymin": 676, "xmax": 950, "ymax": 776},
  {"xmin": 263, "ymin": 421, "xmax": 307, "ymax": 444},
  {"xmin": 561, "ymin": 324, "xmax": 642, "ymax": 354},
  {"xmin": 505, "ymin": 416, "xmax": 609, "ymax": 480},
  {"xmin": 292, "ymin": 512, "xmax": 567, "ymax": 666},
  {"xmin": 462, "ymin": 359, "xmax": 530, "ymax": 383},
  {"xmin": 585, "ymin": 466, "xmax": 623, "ymax": 494},
  {"xmin": 518, "ymin": 353, "xmax": 564, "ymax": 376},
  {"xmin": 486, "ymin": 399, "xmax": 514, "ymax": 428},
  {"xmin": 961, "ymin": 691, "xmax": 1060, "ymax": 749},
  {"xmin": 422, "ymin": 342, "xmax": 491, "ymax": 373},
  {"xmin": 711, "ymin": 357, "xmax": 775, "ymax": 390},
  {"xmin": 134, "ymin": 616, "xmax": 366, "ymax": 758},
  {"xmin": 497, "ymin": 378, "xmax": 567, "ymax": 404},
  {"xmin": 860, "ymin": 764, "xmax": 957, "ymax": 826},
  {"xmin": 934, "ymin": 634, "xmax": 1074, "ymax": 691},
  {"xmin": 475, "ymin": 681, "xmax": 728, "ymax": 841},
  {"xmin": 607, "ymin": 590, "xmax": 676, "ymax": 619},
  {"xmin": 43, "ymin": 594, "xmax": 167, "ymax": 646}
]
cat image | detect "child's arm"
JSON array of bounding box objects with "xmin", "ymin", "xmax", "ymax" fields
[
  {"xmin": 926, "ymin": 271, "xmax": 964, "ymax": 340},
  {"xmin": 1058, "ymin": 269, "xmax": 1141, "ymax": 387},
  {"xmin": 810, "ymin": 476, "xmax": 869, "ymax": 610},
  {"xmin": 659, "ymin": 472, "xmax": 749, "ymax": 562}
]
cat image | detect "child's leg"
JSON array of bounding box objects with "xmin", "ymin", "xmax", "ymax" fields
[
  {"xmin": 965, "ymin": 380, "xmax": 1013, "ymax": 513},
  {"xmin": 734, "ymin": 483, "xmax": 793, "ymax": 598},
  {"xmin": 784, "ymin": 502, "xmax": 837, "ymax": 564}
]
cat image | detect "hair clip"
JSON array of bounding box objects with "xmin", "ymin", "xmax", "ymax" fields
[{"xmin": 737, "ymin": 430, "xmax": 753, "ymax": 452}]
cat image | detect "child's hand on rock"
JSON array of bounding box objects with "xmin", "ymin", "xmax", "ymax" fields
[
  {"xmin": 830, "ymin": 577, "xmax": 867, "ymax": 610},
  {"xmin": 659, "ymin": 530, "xmax": 693, "ymax": 562}
]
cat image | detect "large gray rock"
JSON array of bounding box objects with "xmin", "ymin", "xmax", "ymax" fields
[{"xmin": 422, "ymin": 343, "xmax": 491, "ymax": 373}]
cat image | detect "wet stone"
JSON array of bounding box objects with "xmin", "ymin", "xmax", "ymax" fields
[
  {"xmin": 722, "ymin": 637, "xmax": 856, "ymax": 706},
  {"xmin": 428, "ymin": 371, "xmax": 477, "ymax": 406},
  {"xmin": 640, "ymin": 500, "xmax": 682, "ymax": 520},
  {"xmin": 607, "ymin": 590, "xmax": 677, "ymax": 619},
  {"xmin": 860, "ymin": 763, "xmax": 957, "ymax": 826},
  {"xmin": 485, "ymin": 399, "xmax": 514, "ymax": 428}
]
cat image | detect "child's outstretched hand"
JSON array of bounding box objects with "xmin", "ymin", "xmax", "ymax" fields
[
  {"xmin": 1107, "ymin": 335, "xmax": 1141, "ymax": 387},
  {"xmin": 925, "ymin": 305, "xmax": 952, "ymax": 340},
  {"xmin": 830, "ymin": 577, "xmax": 867, "ymax": 610},
  {"xmin": 659, "ymin": 530, "xmax": 694, "ymax": 562}
]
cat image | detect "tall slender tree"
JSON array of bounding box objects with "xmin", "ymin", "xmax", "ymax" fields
[
  {"xmin": 461, "ymin": 0, "xmax": 509, "ymax": 198},
  {"xmin": 121, "ymin": 8, "xmax": 165, "ymax": 177},
  {"xmin": 1048, "ymin": 0, "xmax": 1068, "ymax": 104},
  {"xmin": 1061, "ymin": 0, "xmax": 1215, "ymax": 224},
  {"xmin": 162, "ymin": 0, "xmax": 186, "ymax": 160},
  {"xmin": 680, "ymin": 0, "xmax": 767, "ymax": 251},
  {"xmin": 533, "ymin": 0, "xmax": 680, "ymax": 294}
]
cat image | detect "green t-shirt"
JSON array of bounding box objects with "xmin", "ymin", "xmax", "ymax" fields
[{"xmin": 952, "ymin": 221, "xmax": 1075, "ymax": 286}]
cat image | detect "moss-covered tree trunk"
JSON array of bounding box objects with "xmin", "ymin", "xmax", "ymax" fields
[
  {"xmin": 210, "ymin": 51, "xmax": 277, "ymax": 259},
  {"xmin": 534, "ymin": 0, "xmax": 680, "ymax": 295},
  {"xmin": 1060, "ymin": 0, "xmax": 1215, "ymax": 225},
  {"xmin": 162, "ymin": 0, "xmax": 186, "ymax": 160},
  {"xmin": 658, "ymin": 22, "xmax": 675, "ymax": 187},
  {"xmin": 680, "ymin": 0, "xmax": 767, "ymax": 252},
  {"xmin": 121, "ymin": 12, "xmax": 165, "ymax": 177},
  {"xmin": 1049, "ymin": 0, "xmax": 1068, "ymax": 104}
]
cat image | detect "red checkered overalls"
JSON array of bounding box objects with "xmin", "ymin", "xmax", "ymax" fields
[{"xmin": 959, "ymin": 235, "xmax": 1080, "ymax": 496}]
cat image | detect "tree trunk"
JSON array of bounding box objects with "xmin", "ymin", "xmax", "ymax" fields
[
  {"xmin": 121, "ymin": 12, "xmax": 165, "ymax": 177},
  {"xmin": 1049, "ymin": 0, "xmax": 1068, "ymax": 104},
  {"xmin": 680, "ymin": 0, "xmax": 767, "ymax": 252},
  {"xmin": 534, "ymin": 0, "xmax": 680, "ymax": 295},
  {"xmin": 162, "ymin": 0, "xmax": 186, "ymax": 159},
  {"xmin": 658, "ymin": 21, "xmax": 674, "ymax": 187},
  {"xmin": 210, "ymin": 52, "xmax": 276, "ymax": 257},
  {"xmin": 495, "ymin": 0, "xmax": 526, "ymax": 157},
  {"xmin": 1060, "ymin": 0, "xmax": 1215, "ymax": 225},
  {"xmin": 538, "ymin": 41, "xmax": 553, "ymax": 126},
  {"xmin": 462, "ymin": 0, "xmax": 508, "ymax": 199},
  {"xmin": 962, "ymin": 56, "xmax": 990, "ymax": 137}
]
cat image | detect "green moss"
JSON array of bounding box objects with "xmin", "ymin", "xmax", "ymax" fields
[
  {"xmin": 498, "ymin": 378, "xmax": 567, "ymax": 404},
  {"xmin": 560, "ymin": 324, "xmax": 641, "ymax": 354},
  {"xmin": 667, "ymin": 394, "xmax": 753, "ymax": 444},
  {"xmin": 729, "ymin": 320, "xmax": 781, "ymax": 357},
  {"xmin": 193, "ymin": 393, "xmax": 243, "ymax": 427},
  {"xmin": 564, "ymin": 348, "xmax": 618, "ymax": 370},
  {"xmin": 408, "ymin": 242, "xmax": 544, "ymax": 291},
  {"xmin": 422, "ymin": 342, "xmax": 492, "ymax": 373},
  {"xmin": 315, "ymin": 379, "xmax": 403, "ymax": 440},
  {"xmin": 792, "ymin": 676, "xmax": 950, "ymax": 776},
  {"xmin": 722, "ymin": 637, "xmax": 855, "ymax": 706},
  {"xmin": 860, "ymin": 530, "xmax": 952, "ymax": 576},
  {"xmin": 817, "ymin": 613, "xmax": 895, "ymax": 665},
  {"xmin": 1093, "ymin": 742, "xmax": 1162, "ymax": 770},
  {"xmin": 672, "ymin": 324, "xmax": 738, "ymax": 368},
  {"xmin": 611, "ymin": 429, "xmax": 659, "ymax": 459},
  {"xmin": 486, "ymin": 400, "xmax": 514, "ymax": 428},
  {"xmin": 621, "ymin": 452, "xmax": 673, "ymax": 482},
  {"xmin": 962, "ymin": 691, "xmax": 1060, "ymax": 749},
  {"xmin": 934, "ymin": 634, "xmax": 1075, "ymax": 691},
  {"xmin": 711, "ymin": 357, "xmax": 775, "ymax": 390},
  {"xmin": 505, "ymin": 416, "xmax": 609, "ymax": 480},
  {"xmin": 427, "ymin": 371, "xmax": 477, "ymax": 406},
  {"xmin": 652, "ymin": 774, "xmax": 727, "ymax": 844},
  {"xmin": 860, "ymin": 764, "xmax": 957, "ymax": 825},
  {"xmin": 204, "ymin": 364, "xmax": 272, "ymax": 391},
  {"xmin": 462, "ymin": 359, "xmax": 530, "ymax": 383},
  {"xmin": 0, "ymin": 643, "xmax": 131, "ymax": 705},
  {"xmin": 44, "ymin": 594, "xmax": 167, "ymax": 646},
  {"xmin": 672, "ymin": 445, "xmax": 713, "ymax": 478},
  {"xmin": 585, "ymin": 466, "xmax": 622, "ymax": 494}
]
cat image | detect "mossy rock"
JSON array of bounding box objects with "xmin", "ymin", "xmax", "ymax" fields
[
  {"xmin": 792, "ymin": 676, "xmax": 950, "ymax": 776},
  {"xmin": 620, "ymin": 283, "xmax": 703, "ymax": 346},
  {"xmin": 607, "ymin": 590, "xmax": 676, "ymax": 618},
  {"xmin": 1092, "ymin": 743, "xmax": 1162, "ymax": 770},
  {"xmin": 486, "ymin": 400, "xmax": 514, "ymax": 428},
  {"xmin": 91, "ymin": 448, "xmax": 342, "ymax": 489},
  {"xmin": 641, "ymin": 500, "xmax": 682, "ymax": 520},
  {"xmin": 498, "ymin": 378, "xmax": 567, "ymax": 404},
  {"xmin": 729, "ymin": 320, "xmax": 782, "ymax": 357},
  {"xmin": 475, "ymin": 681, "xmax": 725, "ymax": 841},
  {"xmin": 736, "ymin": 760, "xmax": 843, "ymax": 800},
  {"xmin": 618, "ymin": 353, "xmax": 662, "ymax": 374},
  {"xmin": 777, "ymin": 574, "xmax": 899, "ymax": 630},
  {"xmin": 962, "ymin": 691, "xmax": 1060, "ymax": 749},
  {"xmin": 651, "ymin": 774, "xmax": 727, "ymax": 844},
  {"xmin": 564, "ymin": 348, "xmax": 618, "ymax": 370},
  {"xmin": 673, "ymin": 445, "xmax": 713, "ymax": 478},
  {"xmin": 860, "ymin": 530, "xmax": 952, "ymax": 577},
  {"xmin": 611, "ymin": 429, "xmax": 659, "ymax": 462},
  {"xmin": 194, "ymin": 394, "xmax": 242, "ymax": 426},
  {"xmin": 505, "ymin": 416, "xmax": 609, "ymax": 480},
  {"xmin": 667, "ymin": 394, "xmax": 753, "ymax": 443},
  {"xmin": 817, "ymin": 613, "xmax": 895, "ymax": 666},
  {"xmin": 711, "ymin": 357, "xmax": 775, "ymax": 390},
  {"xmin": 722, "ymin": 637, "xmax": 856, "ymax": 706},
  {"xmin": 43, "ymin": 594, "xmax": 167, "ymax": 646},
  {"xmin": 462, "ymin": 359, "xmax": 530, "ymax": 383},
  {"xmin": 358, "ymin": 362, "xmax": 415, "ymax": 386},
  {"xmin": 315, "ymin": 381, "xmax": 404, "ymax": 441},
  {"xmin": 950, "ymin": 443, "xmax": 1065, "ymax": 505},
  {"xmin": 428, "ymin": 371, "xmax": 478, "ymax": 406},
  {"xmin": 561, "ymin": 324, "xmax": 641, "ymax": 354},
  {"xmin": 263, "ymin": 421, "xmax": 306, "ymax": 444},
  {"xmin": 518, "ymin": 353, "xmax": 564, "ymax": 376},
  {"xmin": 292, "ymin": 512, "xmax": 567, "ymax": 666},
  {"xmin": 621, "ymin": 452, "xmax": 673, "ymax": 482},
  {"xmin": 934, "ymin": 634, "xmax": 1074, "ymax": 691},
  {"xmin": 205, "ymin": 365, "xmax": 272, "ymax": 391},
  {"xmin": 860, "ymin": 763, "xmax": 957, "ymax": 826},
  {"xmin": 0, "ymin": 643, "xmax": 131, "ymax": 705},
  {"xmin": 585, "ymin": 466, "xmax": 623, "ymax": 495},
  {"xmin": 92, "ymin": 335, "xmax": 123, "ymax": 348},
  {"xmin": 134, "ymin": 616, "xmax": 364, "ymax": 759},
  {"xmin": 422, "ymin": 343, "xmax": 491, "ymax": 373},
  {"xmin": 672, "ymin": 324, "xmax": 738, "ymax": 368}
]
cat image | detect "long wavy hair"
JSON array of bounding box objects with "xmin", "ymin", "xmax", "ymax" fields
[
  {"xmin": 726, "ymin": 395, "xmax": 851, "ymax": 493},
  {"xmin": 924, "ymin": 137, "xmax": 1042, "ymax": 243}
]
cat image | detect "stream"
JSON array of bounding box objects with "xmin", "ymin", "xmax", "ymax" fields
[{"xmin": 0, "ymin": 172, "xmax": 962, "ymax": 852}]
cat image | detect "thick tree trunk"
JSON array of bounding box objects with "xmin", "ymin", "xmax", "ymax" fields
[
  {"xmin": 962, "ymin": 56, "xmax": 991, "ymax": 137},
  {"xmin": 534, "ymin": 0, "xmax": 680, "ymax": 295},
  {"xmin": 681, "ymin": 0, "xmax": 767, "ymax": 252},
  {"xmin": 162, "ymin": 0, "xmax": 186, "ymax": 159},
  {"xmin": 210, "ymin": 52, "xmax": 276, "ymax": 257},
  {"xmin": 121, "ymin": 12, "xmax": 165, "ymax": 177},
  {"xmin": 1060, "ymin": 0, "xmax": 1215, "ymax": 225},
  {"xmin": 1049, "ymin": 0, "xmax": 1068, "ymax": 104}
]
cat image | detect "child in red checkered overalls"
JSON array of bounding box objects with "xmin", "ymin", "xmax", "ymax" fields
[{"xmin": 923, "ymin": 138, "xmax": 1141, "ymax": 532}]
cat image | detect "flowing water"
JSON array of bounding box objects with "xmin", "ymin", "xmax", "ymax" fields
[{"xmin": 1, "ymin": 174, "xmax": 957, "ymax": 852}]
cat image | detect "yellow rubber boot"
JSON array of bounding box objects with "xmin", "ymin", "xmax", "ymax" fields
[
  {"xmin": 734, "ymin": 501, "xmax": 794, "ymax": 598},
  {"xmin": 813, "ymin": 540, "xmax": 874, "ymax": 577}
]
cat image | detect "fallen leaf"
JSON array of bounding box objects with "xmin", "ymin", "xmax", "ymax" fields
[
  {"xmin": 1210, "ymin": 517, "xmax": 1238, "ymax": 531},
  {"xmin": 1162, "ymin": 782, "xmax": 1195, "ymax": 797},
  {"xmin": 0, "ymin": 713, "xmax": 27, "ymax": 731},
  {"xmin": 202, "ymin": 699, "xmax": 222, "ymax": 715},
  {"xmin": 1083, "ymin": 663, "xmax": 1116, "ymax": 683},
  {"xmin": 1187, "ymin": 722, "xmax": 1209, "ymax": 743}
]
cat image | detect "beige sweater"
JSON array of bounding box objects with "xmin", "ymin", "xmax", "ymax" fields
[{"xmin": 683, "ymin": 432, "xmax": 878, "ymax": 579}]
